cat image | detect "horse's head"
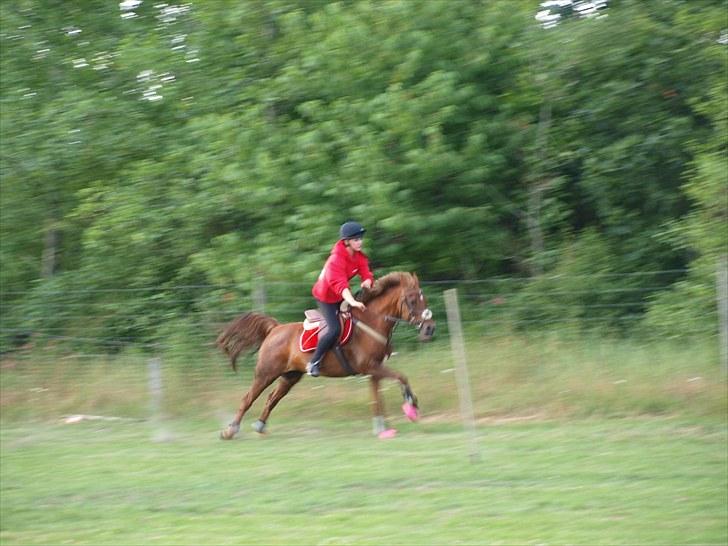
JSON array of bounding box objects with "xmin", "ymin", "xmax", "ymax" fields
[
  {"xmin": 361, "ymin": 272, "xmax": 436, "ymax": 341},
  {"xmin": 400, "ymin": 274, "xmax": 435, "ymax": 341}
]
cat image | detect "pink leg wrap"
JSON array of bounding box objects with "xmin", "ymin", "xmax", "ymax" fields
[
  {"xmin": 378, "ymin": 428, "xmax": 397, "ymax": 439},
  {"xmin": 402, "ymin": 402, "xmax": 419, "ymax": 422}
]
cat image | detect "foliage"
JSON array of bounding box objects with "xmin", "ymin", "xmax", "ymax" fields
[
  {"xmin": 1, "ymin": 0, "xmax": 726, "ymax": 346},
  {"xmin": 644, "ymin": 4, "xmax": 728, "ymax": 336}
]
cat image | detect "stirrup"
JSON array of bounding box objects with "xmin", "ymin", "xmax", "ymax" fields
[{"xmin": 306, "ymin": 360, "xmax": 321, "ymax": 377}]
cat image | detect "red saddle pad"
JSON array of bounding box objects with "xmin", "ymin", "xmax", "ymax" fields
[{"xmin": 299, "ymin": 315, "xmax": 353, "ymax": 353}]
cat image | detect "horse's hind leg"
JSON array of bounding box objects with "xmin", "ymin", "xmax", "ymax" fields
[
  {"xmin": 252, "ymin": 371, "xmax": 303, "ymax": 434},
  {"xmin": 220, "ymin": 372, "xmax": 277, "ymax": 440}
]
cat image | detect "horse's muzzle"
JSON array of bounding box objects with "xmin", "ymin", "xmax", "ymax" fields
[{"xmin": 418, "ymin": 319, "xmax": 436, "ymax": 341}]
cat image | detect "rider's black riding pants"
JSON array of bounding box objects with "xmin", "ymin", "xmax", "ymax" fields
[{"xmin": 310, "ymin": 300, "xmax": 341, "ymax": 364}]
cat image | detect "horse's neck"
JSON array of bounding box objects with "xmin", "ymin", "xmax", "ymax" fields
[{"xmin": 367, "ymin": 291, "xmax": 401, "ymax": 324}]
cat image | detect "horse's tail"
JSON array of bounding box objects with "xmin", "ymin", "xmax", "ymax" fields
[{"xmin": 216, "ymin": 312, "xmax": 279, "ymax": 372}]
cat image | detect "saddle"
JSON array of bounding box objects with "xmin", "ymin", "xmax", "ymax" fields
[{"xmin": 299, "ymin": 309, "xmax": 353, "ymax": 353}]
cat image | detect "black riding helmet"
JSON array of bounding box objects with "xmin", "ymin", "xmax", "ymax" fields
[{"xmin": 339, "ymin": 221, "xmax": 366, "ymax": 240}]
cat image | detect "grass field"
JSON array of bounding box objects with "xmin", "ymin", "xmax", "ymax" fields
[
  {"xmin": 1, "ymin": 335, "xmax": 726, "ymax": 545},
  {"xmin": 1, "ymin": 417, "xmax": 726, "ymax": 545}
]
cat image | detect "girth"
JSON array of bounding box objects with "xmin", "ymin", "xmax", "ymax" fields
[{"xmin": 332, "ymin": 346, "xmax": 356, "ymax": 376}]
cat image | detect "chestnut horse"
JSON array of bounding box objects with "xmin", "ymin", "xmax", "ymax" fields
[{"xmin": 217, "ymin": 272, "xmax": 435, "ymax": 439}]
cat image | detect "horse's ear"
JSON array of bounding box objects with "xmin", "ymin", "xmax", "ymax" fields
[{"xmin": 412, "ymin": 272, "xmax": 419, "ymax": 284}]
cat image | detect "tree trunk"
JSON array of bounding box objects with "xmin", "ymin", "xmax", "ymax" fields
[
  {"xmin": 527, "ymin": 184, "xmax": 545, "ymax": 276},
  {"xmin": 41, "ymin": 222, "xmax": 61, "ymax": 278},
  {"xmin": 526, "ymin": 102, "xmax": 552, "ymax": 277}
]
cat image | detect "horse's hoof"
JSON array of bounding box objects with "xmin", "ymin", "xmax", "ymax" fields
[
  {"xmin": 220, "ymin": 423, "xmax": 239, "ymax": 440},
  {"xmin": 378, "ymin": 428, "xmax": 397, "ymax": 439},
  {"xmin": 402, "ymin": 402, "xmax": 419, "ymax": 422},
  {"xmin": 251, "ymin": 420, "xmax": 266, "ymax": 434}
]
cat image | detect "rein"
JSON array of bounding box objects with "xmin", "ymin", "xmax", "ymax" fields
[
  {"xmin": 352, "ymin": 318, "xmax": 389, "ymax": 345},
  {"xmin": 384, "ymin": 314, "xmax": 410, "ymax": 324},
  {"xmin": 349, "ymin": 283, "xmax": 432, "ymax": 346},
  {"xmin": 351, "ymin": 308, "xmax": 418, "ymax": 347}
]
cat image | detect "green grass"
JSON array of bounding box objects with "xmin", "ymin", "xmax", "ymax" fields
[
  {"xmin": 1, "ymin": 418, "xmax": 726, "ymax": 545},
  {"xmin": 1, "ymin": 335, "xmax": 726, "ymax": 544}
]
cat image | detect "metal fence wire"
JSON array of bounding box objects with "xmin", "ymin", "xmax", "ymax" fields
[
  {"xmin": 0, "ymin": 267, "xmax": 725, "ymax": 426},
  {"xmin": 0, "ymin": 268, "xmax": 722, "ymax": 356}
]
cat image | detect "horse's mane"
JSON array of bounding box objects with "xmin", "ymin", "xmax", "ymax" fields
[{"xmin": 359, "ymin": 272, "xmax": 417, "ymax": 304}]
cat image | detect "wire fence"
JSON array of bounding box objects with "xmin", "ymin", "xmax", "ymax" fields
[
  {"xmin": 0, "ymin": 268, "xmax": 722, "ymax": 356},
  {"xmin": 0, "ymin": 268, "xmax": 725, "ymax": 426}
]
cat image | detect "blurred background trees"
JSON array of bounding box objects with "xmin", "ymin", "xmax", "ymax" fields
[{"xmin": 1, "ymin": 0, "xmax": 726, "ymax": 346}]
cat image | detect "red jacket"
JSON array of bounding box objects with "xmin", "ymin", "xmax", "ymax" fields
[{"xmin": 312, "ymin": 240, "xmax": 374, "ymax": 303}]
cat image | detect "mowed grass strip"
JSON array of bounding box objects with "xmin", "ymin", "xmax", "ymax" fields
[{"xmin": 1, "ymin": 417, "xmax": 726, "ymax": 545}]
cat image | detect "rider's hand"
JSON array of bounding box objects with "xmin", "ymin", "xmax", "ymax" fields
[
  {"xmin": 361, "ymin": 279, "xmax": 373, "ymax": 290},
  {"xmin": 352, "ymin": 301, "xmax": 366, "ymax": 311}
]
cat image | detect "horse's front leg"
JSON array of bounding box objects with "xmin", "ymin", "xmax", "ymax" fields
[
  {"xmin": 369, "ymin": 376, "xmax": 396, "ymax": 439},
  {"xmin": 371, "ymin": 363, "xmax": 420, "ymax": 427}
]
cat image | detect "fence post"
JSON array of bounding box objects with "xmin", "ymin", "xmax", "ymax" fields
[
  {"xmin": 444, "ymin": 289, "xmax": 480, "ymax": 463},
  {"xmin": 717, "ymin": 255, "xmax": 728, "ymax": 374},
  {"xmin": 253, "ymin": 278, "xmax": 266, "ymax": 313},
  {"xmin": 147, "ymin": 356, "xmax": 170, "ymax": 441},
  {"xmin": 148, "ymin": 357, "xmax": 162, "ymax": 418}
]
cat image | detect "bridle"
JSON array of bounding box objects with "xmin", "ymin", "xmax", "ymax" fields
[
  {"xmin": 388, "ymin": 288, "xmax": 433, "ymax": 329},
  {"xmin": 352, "ymin": 286, "xmax": 433, "ymax": 346}
]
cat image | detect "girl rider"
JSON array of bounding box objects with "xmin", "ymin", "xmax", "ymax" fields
[{"xmin": 307, "ymin": 221, "xmax": 373, "ymax": 377}]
